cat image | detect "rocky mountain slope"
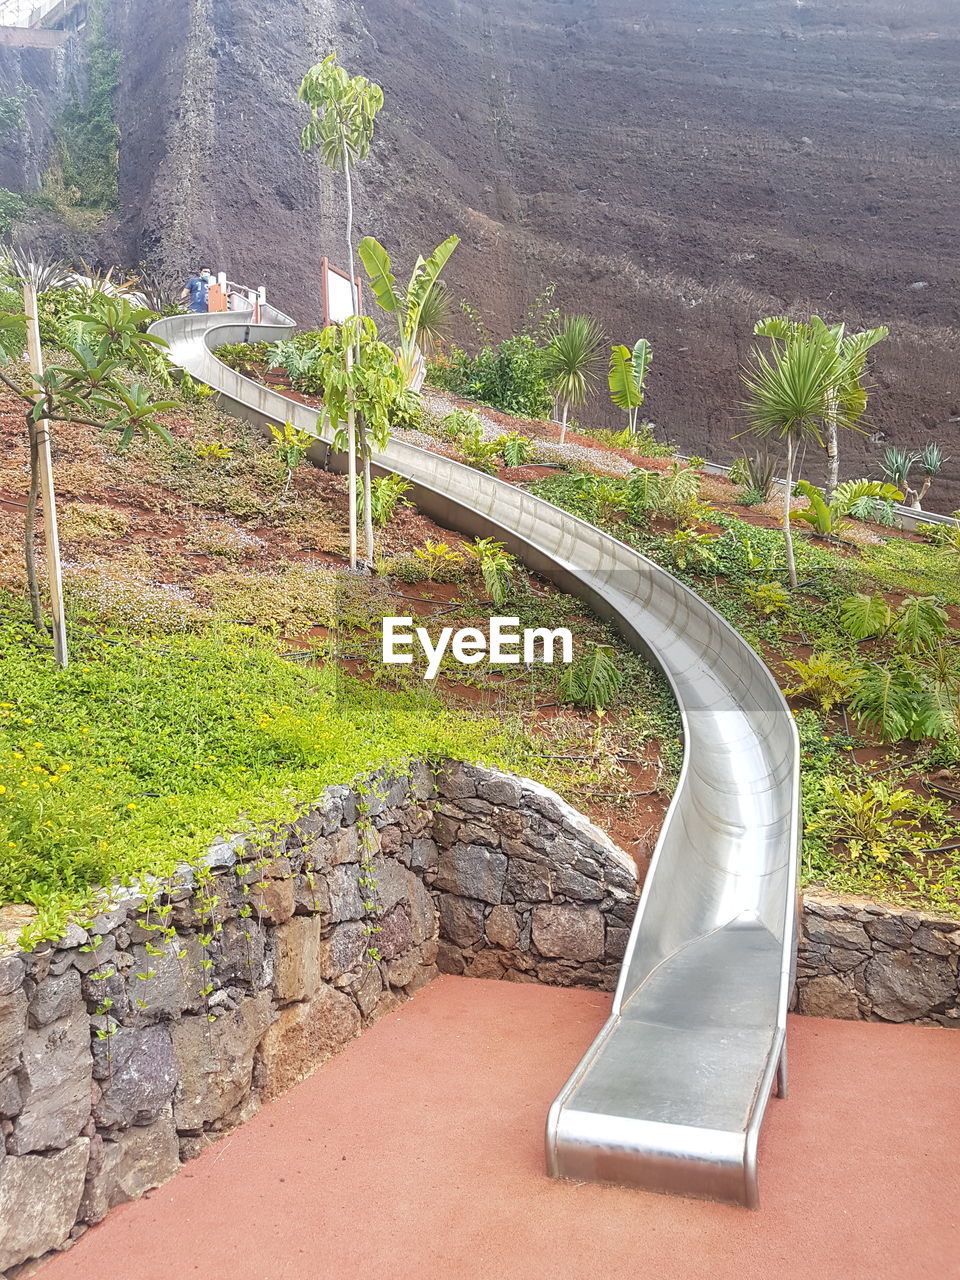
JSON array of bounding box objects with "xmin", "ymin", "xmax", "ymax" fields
[{"xmin": 13, "ymin": 0, "xmax": 960, "ymax": 503}]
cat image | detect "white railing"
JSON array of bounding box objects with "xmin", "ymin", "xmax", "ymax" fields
[{"xmin": 0, "ymin": 0, "xmax": 59, "ymax": 26}]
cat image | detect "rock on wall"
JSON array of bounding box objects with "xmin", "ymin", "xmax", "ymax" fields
[
  {"xmin": 0, "ymin": 760, "xmax": 638, "ymax": 1275},
  {"xmin": 796, "ymin": 891, "xmax": 960, "ymax": 1025}
]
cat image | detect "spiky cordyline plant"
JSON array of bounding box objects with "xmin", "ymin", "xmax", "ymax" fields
[{"xmin": 543, "ymin": 314, "xmax": 605, "ymax": 444}]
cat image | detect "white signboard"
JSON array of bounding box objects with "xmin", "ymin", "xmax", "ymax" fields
[{"xmin": 324, "ymin": 264, "xmax": 356, "ymax": 324}]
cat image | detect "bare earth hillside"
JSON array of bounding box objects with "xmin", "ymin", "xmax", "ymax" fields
[{"xmin": 99, "ymin": 0, "xmax": 960, "ymax": 505}]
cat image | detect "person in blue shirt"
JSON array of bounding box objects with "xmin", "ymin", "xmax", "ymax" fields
[{"xmin": 181, "ymin": 268, "xmax": 212, "ymax": 313}]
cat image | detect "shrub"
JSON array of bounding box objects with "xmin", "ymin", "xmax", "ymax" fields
[
  {"xmin": 469, "ymin": 538, "xmax": 516, "ymax": 606},
  {"xmin": 807, "ymin": 774, "xmax": 951, "ymax": 869},
  {"xmin": 737, "ymin": 485, "xmax": 768, "ymax": 508},
  {"xmin": 498, "ymin": 432, "xmax": 534, "ymax": 467},
  {"xmin": 664, "ymin": 527, "xmax": 718, "ymax": 571},
  {"xmin": 785, "ymin": 653, "xmax": 860, "ymax": 713},
  {"xmin": 366, "ymin": 474, "xmax": 413, "ymax": 527},
  {"xmin": 745, "ymin": 580, "xmax": 791, "ymax": 615},
  {"xmin": 461, "ymin": 435, "xmax": 502, "ymax": 474},
  {"xmin": 559, "ymin": 644, "xmax": 622, "ymax": 710},
  {"xmin": 0, "ymin": 188, "xmax": 25, "ymax": 237},
  {"xmin": 441, "ymin": 408, "xmax": 484, "ymax": 443},
  {"xmin": 849, "ymin": 662, "xmax": 949, "ymax": 743},
  {"xmin": 428, "ymin": 335, "xmax": 551, "ymax": 418},
  {"xmin": 412, "ymin": 540, "xmax": 465, "ymax": 582},
  {"xmin": 216, "ymin": 341, "xmax": 270, "ymax": 375}
]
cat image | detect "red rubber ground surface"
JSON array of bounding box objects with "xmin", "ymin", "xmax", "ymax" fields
[{"xmin": 40, "ymin": 976, "xmax": 957, "ymax": 1280}]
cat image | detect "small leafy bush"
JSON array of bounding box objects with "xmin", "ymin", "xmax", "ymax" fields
[
  {"xmin": 498, "ymin": 432, "xmax": 534, "ymax": 467},
  {"xmin": 745, "ymin": 580, "xmax": 791, "ymax": 615},
  {"xmin": 366, "ymin": 474, "xmax": 413, "ymax": 527},
  {"xmin": 429, "ymin": 335, "xmax": 551, "ymax": 418},
  {"xmin": 807, "ymin": 774, "xmax": 951, "ymax": 869},
  {"xmin": 664, "ymin": 527, "xmax": 718, "ymax": 571},
  {"xmin": 413, "ymin": 540, "xmax": 465, "ymax": 582},
  {"xmin": 559, "ymin": 644, "xmax": 623, "ymax": 710},
  {"xmin": 216, "ymin": 342, "xmax": 270, "ymax": 376},
  {"xmin": 469, "ymin": 537, "xmax": 516, "ymax": 607},
  {"xmin": 785, "ymin": 653, "xmax": 860, "ymax": 713},
  {"xmin": 461, "ymin": 435, "xmax": 502, "ymax": 474}
]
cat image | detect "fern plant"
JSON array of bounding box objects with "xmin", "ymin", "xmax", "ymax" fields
[
  {"xmin": 785, "ymin": 653, "xmax": 861, "ymax": 713},
  {"xmin": 559, "ymin": 644, "xmax": 623, "ymax": 710}
]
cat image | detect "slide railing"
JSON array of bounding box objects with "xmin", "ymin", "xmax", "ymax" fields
[{"xmin": 150, "ymin": 297, "xmax": 801, "ymax": 1207}]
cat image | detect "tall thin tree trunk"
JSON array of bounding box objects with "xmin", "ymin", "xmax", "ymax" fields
[
  {"xmin": 342, "ymin": 147, "xmax": 359, "ymax": 570},
  {"xmin": 824, "ymin": 394, "xmax": 839, "ymax": 502},
  {"xmin": 783, "ymin": 433, "xmax": 798, "ymax": 590},
  {"xmin": 559, "ymin": 400, "xmax": 569, "ymax": 445},
  {"xmin": 24, "ymin": 417, "xmax": 43, "ymax": 632}
]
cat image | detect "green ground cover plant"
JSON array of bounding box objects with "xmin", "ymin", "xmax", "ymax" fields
[{"xmin": 0, "ymin": 596, "xmax": 546, "ymax": 939}]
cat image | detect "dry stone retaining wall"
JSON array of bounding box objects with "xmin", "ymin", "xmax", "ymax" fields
[
  {"xmin": 796, "ymin": 891, "xmax": 960, "ymax": 1025},
  {"xmin": 0, "ymin": 761, "xmax": 638, "ymax": 1276}
]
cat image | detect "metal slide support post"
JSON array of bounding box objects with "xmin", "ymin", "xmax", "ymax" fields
[{"xmin": 23, "ymin": 280, "xmax": 68, "ymax": 668}]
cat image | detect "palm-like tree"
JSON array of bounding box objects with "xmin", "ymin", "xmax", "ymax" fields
[
  {"xmin": 543, "ymin": 315, "xmax": 605, "ymax": 444},
  {"xmin": 741, "ymin": 330, "xmax": 854, "ymax": 589},
  {"xmin": 754, "ymin": 315, "xmax": 887, "ymax": 500}
]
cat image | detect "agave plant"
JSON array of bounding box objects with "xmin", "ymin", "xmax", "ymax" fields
[
  {"xmin": 543, "ymin": 315, "xmax": 606, "ymax": 444},
  {"xmin": 880, "ymin": 443, "xmax": 947, "ymax": 511},
  {"xmin": 358, "ymin": 234, "xmax": 459, "ymax": 389},
  {"xmin": 608, "ymin": 338, "xmax": 652, "ymax": 433},
  {"xmin": 3, "ymin": 242, "xmax": 73, "ymax": 294}
]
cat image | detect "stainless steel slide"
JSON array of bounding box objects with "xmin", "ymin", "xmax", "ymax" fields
[{"xmin": 151, "ymin": 297, "xmax": 801, "ymax": 1208}]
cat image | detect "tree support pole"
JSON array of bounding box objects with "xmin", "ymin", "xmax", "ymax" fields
[{"xmin": 23, "ymin": 280, "xmax": 68, "ymax": 668}]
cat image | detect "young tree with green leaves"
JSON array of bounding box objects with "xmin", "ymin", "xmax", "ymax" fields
[
  {"xmin": 543, "ymin": 315, "xmax": 606, "ymax": 444},
  {"xmin": 298, "ymin": 53, "xmax": 384, "ymax": 568},
  {"xmin": 358, "ymin": 234, "xmax": 459, "ymax": 389},
  {"xmin": 608, "ymin": 338, "xmax": 652, "ymax": 433},
  {"xmin": 0, "ymin": 264, "xmax": 174, "ymax": 659},
  {"xmin": 314, "ymin": 315, "xmax": 405, "ymax": 559},
  {"xmin": 754, "ymin": 315, "xmax": 887, "ymax": 501},
  {"xmin": 741, "ymin": 327, "xmax": 862, "ymax": 589}
]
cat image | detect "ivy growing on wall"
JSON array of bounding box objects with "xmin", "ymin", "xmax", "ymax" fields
[{"xmin": 49, "ymin": 0, "xmax": 120, "ymax": 210}]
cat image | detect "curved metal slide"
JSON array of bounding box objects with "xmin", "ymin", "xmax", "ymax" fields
[{"xmin": 151, "ymin": 297, "xmax": 801, "ymax": 1207}]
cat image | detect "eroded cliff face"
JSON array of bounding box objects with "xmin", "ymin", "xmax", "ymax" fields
[{"xmin": 78, "ymin": 0, "xmax": 960, "ymax": 502}]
